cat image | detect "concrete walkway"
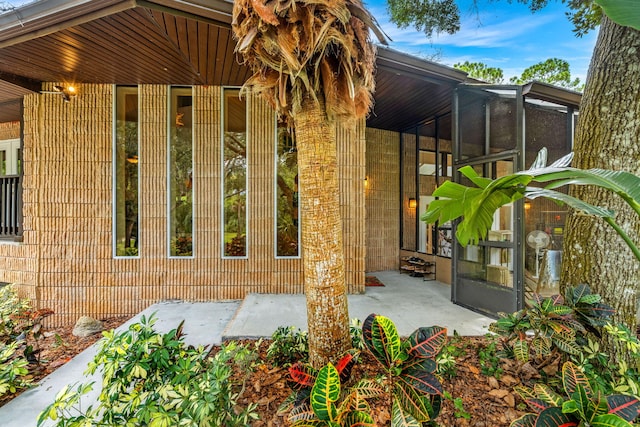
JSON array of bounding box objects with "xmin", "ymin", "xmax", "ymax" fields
[{"xmin": 0, "ymin": 270, "xmax": 494, "ymax": 427}]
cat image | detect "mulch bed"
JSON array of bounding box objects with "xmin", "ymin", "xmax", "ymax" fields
[{"xmin": 2, "ymin": 317, "xmax": 536, "ymax": 426}]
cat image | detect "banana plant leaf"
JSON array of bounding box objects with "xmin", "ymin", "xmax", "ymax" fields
[
  {"xmin": 422, "ymin": 148, "xmax": 640, "ymax": 261},
  {"xmin": 595, "ymin": 0, "xmax": 640, "ymax": 31}
]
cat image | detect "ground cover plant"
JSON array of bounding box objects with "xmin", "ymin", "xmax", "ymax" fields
[
  {"xmin": 0, "ymin": 284, "xmax": 53, "ymax": 399},
  {"xmin": 37, "ymin": 314, "xmax": 260, "ymax": 427}
]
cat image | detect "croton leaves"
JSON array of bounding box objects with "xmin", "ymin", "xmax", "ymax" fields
[
  {"xmin": 562, "ymin": 362, "xmax": 593, "ymax": 399},
  {"xmin": 607, "ymin": 394, "xmax": 640, "ymax": 422},
  {"xmin": 310, "ymin": 363, "xmax": 340, "ymax": 422},
  {"xmin": 534, "ymin": 406, "xmax": 578, "ymax": 427},
  {"xmin": 510, "ymin": 413, "xmax": 536, "ymax": 427},
  {"xmin": 406, "ymin": 326, "xmax": 447, "ymax": 359},
  {"xmin": 362, "ymin": 313, "xmax": 403, "ymax": 368},
  {"xmin": 391, "ymin": 399, "xmax": 421, "ymax": 427},
  {"xmin": 289, "ymin": 362, "xmax": 317, "ymax": 389}
]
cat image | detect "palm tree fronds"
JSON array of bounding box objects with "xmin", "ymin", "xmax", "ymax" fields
[{"xmin": 232, "ymin": 0, "xmax": 387, "ymax": 125}]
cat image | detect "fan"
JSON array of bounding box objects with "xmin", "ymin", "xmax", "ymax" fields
[{"xmin": 527, "ymin": 230, "xmax": 551, "ymax": 278}]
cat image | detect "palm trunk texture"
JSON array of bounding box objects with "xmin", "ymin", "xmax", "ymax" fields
[
  {"xmin": 294, "ymin": 94, "xmax": 352, "ymax": 367},
  {"xmin": 561, "ymin": 16, "xmax": 640, "ymax": 360}
]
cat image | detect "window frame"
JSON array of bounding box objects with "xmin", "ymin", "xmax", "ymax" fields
[
  {"xmin": 112, "ymin": 85, "xmax": 141, "ymax": 259},
  {"xmin": 221, "ymin": 87, "xmax": 249, "ymax": 259}
]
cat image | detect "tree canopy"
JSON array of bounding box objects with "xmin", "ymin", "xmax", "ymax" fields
[
  {"xmin": 509, "ymin": 58, "xmax": 583, "ymax": 91},
  {"xmin": 453, "ymin": 61, "xmax": 504, "ymax": 83},
  {"xmin": 388, "ymin": 0, "xmax": 602, "ymax": 37},
  {"xmin": 454, "ymin": 58, "xmax": 583, "ymax": 90}
]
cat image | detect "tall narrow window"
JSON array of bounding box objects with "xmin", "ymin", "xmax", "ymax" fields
[
  {"xmin": 275, "ymin": 120, "xmax": 299, "ymax": 257},
  {"xmin": 168, "ymin": 87, "xmax": 194, "ymax": 257},
  {"xmin": 114, "ymin": 86, "xmax": 139, "ymax": 257},
  {"xmin": 222, "ymin": 89, "xmax": 247, "ymax": 257}
]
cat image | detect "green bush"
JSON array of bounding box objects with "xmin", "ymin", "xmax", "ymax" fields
[
  {"xmin": 38, "ymin": 314, "xmax": 259, "ymax": 427},
  {"xmin": 0, "ymin": 284, "xmax": 50, "ymax": 397},
  {"xmin": 267, "ymin": 319, "xmax": 366, "ymax": 367},
  {"xmin": 0, "ymin": 342, "xmax": 30, "ymax": 397}
]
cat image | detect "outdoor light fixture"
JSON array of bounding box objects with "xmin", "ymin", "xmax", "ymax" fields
[
  {"xmin": 40, "ymin": 85, "xmax": 78, "ymax": 102},
  {"xmin": 409, "ymin": 198, "xmax": 417, "ymax": 209},
  {"xmin": 524, "ymin": 201, "xmax": 532, "ymax": 210}
]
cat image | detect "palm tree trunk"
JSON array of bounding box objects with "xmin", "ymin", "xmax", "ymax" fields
[{"xmin": 293, "ymin": 93, "xmax": 351, "ymax": 368}]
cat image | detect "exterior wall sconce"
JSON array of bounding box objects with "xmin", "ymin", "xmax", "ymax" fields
[
  {"xmin": 41, "ymin": 85, "xmax": 78, "ymax": 102},
  {"xmin": 524, "ymin": 201, "xmax": 531, "ymax": 210},
  {"xmin": 364, "ymin": 176, "xmax": 369, "ymax": 187},
  {"xmin": 409, "ymin": 198, "xmax": 417, "ymax": 209}
]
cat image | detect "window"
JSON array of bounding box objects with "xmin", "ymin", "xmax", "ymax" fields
[
  {"xmin": 222, "ymin": 88, "xmax": 247, "ymax": 257},
  {"xmin": 275, "ymin": 119, "xmax": 299, "ymax": 257},
  {"xmin": 114, "ymin": 86, "xmax": 139, "ymax": 257},
  {"xmin": 168, "ymin": 87, "xmax": 194, "ymax": 257},
  {"xmin": 0, "ymin": 138, "xmax": 22, "ymax": 239}
]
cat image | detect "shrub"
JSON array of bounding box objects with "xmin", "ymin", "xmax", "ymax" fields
[
  {"xmin": 267, "ymin": 319, "xmax": 366, "ymax": 367},
  {"xmin": 489, "ymin": 284, "xmax": 613, "ymax": 363},
  {"xmin": 280, "ymin": 313, "xmax": 449, "ymax": 426},
  {"xmin": 511, "ymin": 361, "xmax": 640, "ymax": 427},
  {"xmin": 267, "ymin": 326, "xmax": 308, "ymax": 366},
  {"xmin": 38, "ymin": 314, "xmax": 259, "ymax": 427},
  {"xmin": 0, "ymin": 342, "xmax": 30, "ymax": 398}
]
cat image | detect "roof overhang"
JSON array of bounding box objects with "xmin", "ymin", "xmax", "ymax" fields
[{"xmin": 0, "ymin": 0, "xmax": 580, "ymax": 133}]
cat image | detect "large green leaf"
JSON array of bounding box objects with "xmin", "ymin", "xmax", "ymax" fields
[
  {"xmin": 341, "ymin": 411, "xmax": 375, "ymax": 427},
  {"xmin": 590, "ymin": 413, "xmax": 634, "ymax": 427},
  {"xmin": 391, "ymin": 399, "xmax": 420, "ymax": 427},
  {"xmin": 562, "ymin": 362, "xmax": 593, "ymax": 399},
  {"xmin": 533, "ymin": 167, "xmax": 640, "ymax": 215},
  {"xmin": 406, "ymin": 326, "xmax": 447, "ymax": 359},
  {"xmin": 533, "ymin": 383, "xmax": 564, "ymax": 407},
  {"xmin": 351, "ymin": 379, "xmax": 385, "ymax": 399},
  {"xmin": 595, "ymin": 0, "xmax": 640, "ymax": 30},
  {"xmin": 535, "ymin": 406, "xmax": 579, "ymax": 427},
  {"xmin": 510, "ymin": 413, "xmax": 536, "ymax": 427},
  {"xmin": 393, "ymin": 382, "xmax": 437, "ymax": 421},
  {"xmin": 310, "ymin": 363, "xmax": 340, "ymax": 422},
  {"xmin": 362, "ymin": 314, "xmax": 403, "ymax": 368},
  {"xmin": 399, "ymin": 362, "xmax": 443, "ymax": 395},
  {"xmin": 606, "ymin": 394, "xmax": 640, "ymax": 422},
  {"xmin": 564, "ymin": 385, "xmax": 593, "ymax": 420},
  {"xmin": 422, "ymin": 148, "xmax": 640, "ymax": 259}
]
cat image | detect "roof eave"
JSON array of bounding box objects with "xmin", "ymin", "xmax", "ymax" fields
[{"xmin": 0, "ymin": 0, "xmax": 234, "ymax": 49}]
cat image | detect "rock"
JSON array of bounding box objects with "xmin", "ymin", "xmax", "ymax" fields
[
  {"xmin": 488, "ymin": 389, "xmax": 510, "ymax": 399},
  {"xmin": 500, "ymin": 374, "xmax": 519, "ymax": 387},
  {"xmin": 487, "ymin": 376, "xmax": 500, "ymax": 389},
  {"xmin": 72, "ymin": 316, "xmax": 103, "ymax": 337},
  {"xmin": 504, "ymin": 393, "xmax": 516, "ymax": 407}
]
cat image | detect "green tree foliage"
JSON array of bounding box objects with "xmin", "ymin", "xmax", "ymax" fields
[
  {"xmin": 509, "ymin": 58, "xmax": 583, "ymax": 91},
  {"xmin": 387, "ymin": 0, "xmax": 602, "ymax": 38},
  {"xmin": 453, "ymin": 61, "xmax": 504, "ymax": 83},
  {"xmin": 387, "ymin": 0, "xmax": 460, "ymax": 37}
]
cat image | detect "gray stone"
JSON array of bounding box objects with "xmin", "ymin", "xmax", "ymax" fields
[{"xmin": 72, "ymin": 316, "xmax": 104, "ymax": 337}]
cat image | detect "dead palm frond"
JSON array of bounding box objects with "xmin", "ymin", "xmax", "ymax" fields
[{"xmin": 232, "ymin": 0, "xmax": 387, "ymax": 124}]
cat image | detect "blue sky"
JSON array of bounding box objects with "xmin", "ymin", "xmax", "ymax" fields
[
  {"xmin": 4, "ymin": 0, "xmax": 598, "ymax": 83},
  {"xmin": 366, "ymin": 0, "xmax": 598, "ymax": 83}
]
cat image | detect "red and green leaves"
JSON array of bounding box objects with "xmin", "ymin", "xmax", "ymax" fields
[
  {"xmin": 510, "ymin": 362, "xmax": 640, "ymax": 427},
  {"xmin": 363, "ymin": 314, "xmax": 403, "ymax": 368},
  {"xmin": 362, "ymin": 313, "xmax": 447, "ymax": 425},
  {"xmin": 407, "ymin": 326, "xmax": 447, "ymax": 359},
  {"xmin": 311, "ymin": 363, "xmax": 340, "ymax": 422}
]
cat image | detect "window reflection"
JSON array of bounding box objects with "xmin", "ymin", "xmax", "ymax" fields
[
  {"xmin": 168, "ymin": 87, "xmax": 193, "ymax": 257},
  {"xmin": 114, "ymin": 86, "xmax": 139, "ymax": 257},
  {"xmin": 223, "ymin": 89, "xmax": 247, "ymax": 257},
  {"xmin": 275, "ymin": 120, "xmax": 299, "ymax": 257}
]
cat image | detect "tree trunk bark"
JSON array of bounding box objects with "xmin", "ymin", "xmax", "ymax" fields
[
  {"xmin": 561, "ymin": 17, "xmax": 640, "ymax": 356},
  {"xmin": 293, "ymin": 94, "xmax": 351, "ymax": 368}
]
